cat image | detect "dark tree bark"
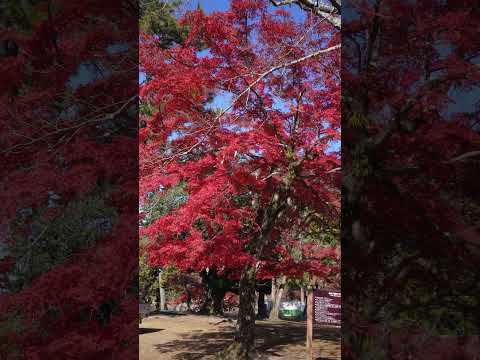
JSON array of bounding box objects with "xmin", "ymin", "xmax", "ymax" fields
[
  {"xmin": 236, "ymin": 265, "xmax": 257, "ymax": 347},
  {"xmin": 185, "ymin": 289, "xmax": 192, "ymax": 311},
  {"xmin": 211, "ymin": 287, "xmax": 227, "ymax": 315},
  {"xmin": 200, "ymin": 268, "xmax": 229, "ymax": 316},
  {"xmin": 222, "ymin": 265, "xmax": 257, "ymax": 359},
  {"xmin": 257, "ymin": 291, "xmax": 267, "ymax": 319},
  {"xmin": 223, "ymin": 159, "xmax": 297, "ymax": 358}
]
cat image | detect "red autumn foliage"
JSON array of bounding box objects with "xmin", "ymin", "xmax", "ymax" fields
[
  {"xmin": 342, "ymin": 0, "xmax": 480, "ymax": 358},
  {"xmin": 1, "ymin": 1, "xmax": 137, "ymax": 358},
  {"xmin": 140, "ymin": 0, "xmax": 340, "ymax": 287}
]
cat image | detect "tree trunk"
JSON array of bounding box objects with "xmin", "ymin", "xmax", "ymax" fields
[
  {"xmin": 154, "ymin": 292, "xmax": 160, "ymax": 311},
  {"xmin": 257, "ymin": 291, "xmax": 267, "ymax": 319},
  {"xmin": 200, "ymin": 287, "xmax": 226, "ymax": 316},
  {"xmin": 200, "ymin": 269, "xmax": 227, "ymax": 316},
  {"xmin": 212, "ymin": 288, "xmax": 226, "ymax": 316},
  {"xmin": 306, "ymin": 287, "xmax": 313, "ymax": 360},
  {"xmin": 221, "ymin": 188, "xmax": 288, "ymax": 358},
  {"xmin": 300, "ymin": 287, "xmax": 305, "ymax": 303},
  {"xmin": 271, "ymin": 278, "xmax": 276, "ymax": 304},
  {"xmin": 160, "ymin": 287, "xmax": 166, "ymax": 311},
  {"xmin": 235, "ymin": 265, "xmax": 257, "ymax": 351},
  {"xmin": 269, "ymin": 276, "xmax": 287, "ymax": 320},
  {"xmin": 221, "ymin": 265, "xmax": 257, "ymax": 359},
  {"xmin": 159, "ymin": 272, "xmax": 166, "ymax": 311},
  {"xmin": 185, "ymin": 287, "xmax": 192, "ymax": 312}
]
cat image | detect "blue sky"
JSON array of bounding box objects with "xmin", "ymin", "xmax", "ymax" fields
[
  {"xmin": 185, "ymin": 0, "xmax": 230, "ymax": 13},
  {"xmin": 185, "ymin": 0, "xmax": 306, "ymax": 21}
]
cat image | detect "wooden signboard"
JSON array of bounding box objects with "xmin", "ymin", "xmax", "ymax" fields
[
  {"xmin": 306, "ymin": 288, "xmax": 341, "ymax": 360},
  {"xmin": 313, "ymin": 289, "xmax": 341, "ymax": 326}
]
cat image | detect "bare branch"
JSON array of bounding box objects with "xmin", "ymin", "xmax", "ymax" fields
[
  {"xmin": 226, "ymin": 44, "xmax": 340, "ymax": 118},
  {"xmin": 270, "ymin": 0, "xmax": 341, "ymax": 29},
  {"xmin": 3, "ymin": 95, "xmax": 138, "ymax": 154},
  {"xmin": 447, "ymin": 151, "xmax": 480, "ymax": 163}
]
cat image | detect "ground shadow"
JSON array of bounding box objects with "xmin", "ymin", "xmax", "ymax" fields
[
  {"xmin": 255, "ymin": 321, "xmax": 339, "ymax": 358},
  {"xmin": 148, "ymin": 310, "xmax": 188, "ymax": 317},
  {"xmin": 153, "ymin": 329, "xmax": 235, "ymax": 360},
  {"xmin": 140, "ymin": 328, "xmax": 164, "ymax": 335},
  {"xmin": 153, "ymin": 320, "xmax": 340, "ymax": 360}
]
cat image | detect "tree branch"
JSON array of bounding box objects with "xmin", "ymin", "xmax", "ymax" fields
[
  {"xmin": 446, "ymin": 151, "xmax": 480, "ymax": 163},
  {"xmin": 270, "ymin": 0, "xmax": 341, "ymax": 29},
  {"xmin": 3, "ymin": 95, "xmax": 138, "ymax": 154},
  {"xmin": 162, "ymin": 44, "xmax": 340, "ymax": 162}
]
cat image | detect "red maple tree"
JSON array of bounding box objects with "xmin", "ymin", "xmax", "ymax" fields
[{"xmin": 140, "ymin": 0, "xmax": 340, "ymax": 356}]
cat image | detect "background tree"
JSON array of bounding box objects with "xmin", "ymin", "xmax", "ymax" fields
[
  {"xmin": 140, "ymin": 0, "xmax": 188, "ymax": 48},
  {"xmin": 342, "ymin": 0, "xmax": 480, "ymax": 358},
  {"xmin": 138, "ymin": 0, "xmax": 190, "ymax": 313},
  {"xmin": 139, "ymin": 243, "xmax": 160, "ymax": 306},
  {"xmin": 6, "ymin": 191, "xmax": 117, "ymax": 292}
]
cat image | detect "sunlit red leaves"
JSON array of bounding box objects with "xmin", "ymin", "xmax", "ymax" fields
[{"xmin": 140, "ymin": 0, "xmax": 339, "ymax": 295}]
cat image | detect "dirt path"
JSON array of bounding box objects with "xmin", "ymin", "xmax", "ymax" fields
[{"xmin": 140, "ymin": 314, "xmax": 340, "ymax": 359}]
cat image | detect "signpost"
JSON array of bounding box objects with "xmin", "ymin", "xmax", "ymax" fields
[
  {"xmin": 306, "ymin": 288, "xmax": 341, "ymax": 359},
  {"xmin": 313, "ymin": 289, "xmax": 341, "ymax": 326},
  {"xmin": 306, "ymin": 288, "xmax": 314, "ymax": 360}
]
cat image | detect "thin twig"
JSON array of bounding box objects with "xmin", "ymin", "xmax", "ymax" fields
[{"xmin": 3, "ymin": 95, "xmax": 137, "ymax": 154}]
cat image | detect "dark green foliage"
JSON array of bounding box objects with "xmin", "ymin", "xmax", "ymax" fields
[
  {"xmin": 0, "ymin": 311, "xmax": 25, "ymax": 357},
  {"xmin": 375, "ymin": 244, "xmax": 480, "ymax": 335},
  {"xmin": 140, "ymin": 0, "xmax": 188, "ymax": 48},
  {"xmin": 0, "ymin": 0, "xmax": 49, "ymax": 32},
  {"xmin": 139, "ymin": 249, "xmax": 160, "ymax": 304},
  {"xmin": 141, "ymin": 183, "xmax": 188, "ymax": 226},
  {"xmin": 304, "ymin": 213, "xmax": 339, "ymax": 247},
  {"xmin": 163, "ymin": 267, "xmax": 201, "ymax": 305},
  {"xmin": 139, "ymin": 184, "xmax": 188, "ymax": 304},
  {"xmin": 139, "ymin": 100, "xmax": 159, "ymax": 117},
  {"xmin": 7, "ymin": 192, "xmax": 117, "ymax": 291}
]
